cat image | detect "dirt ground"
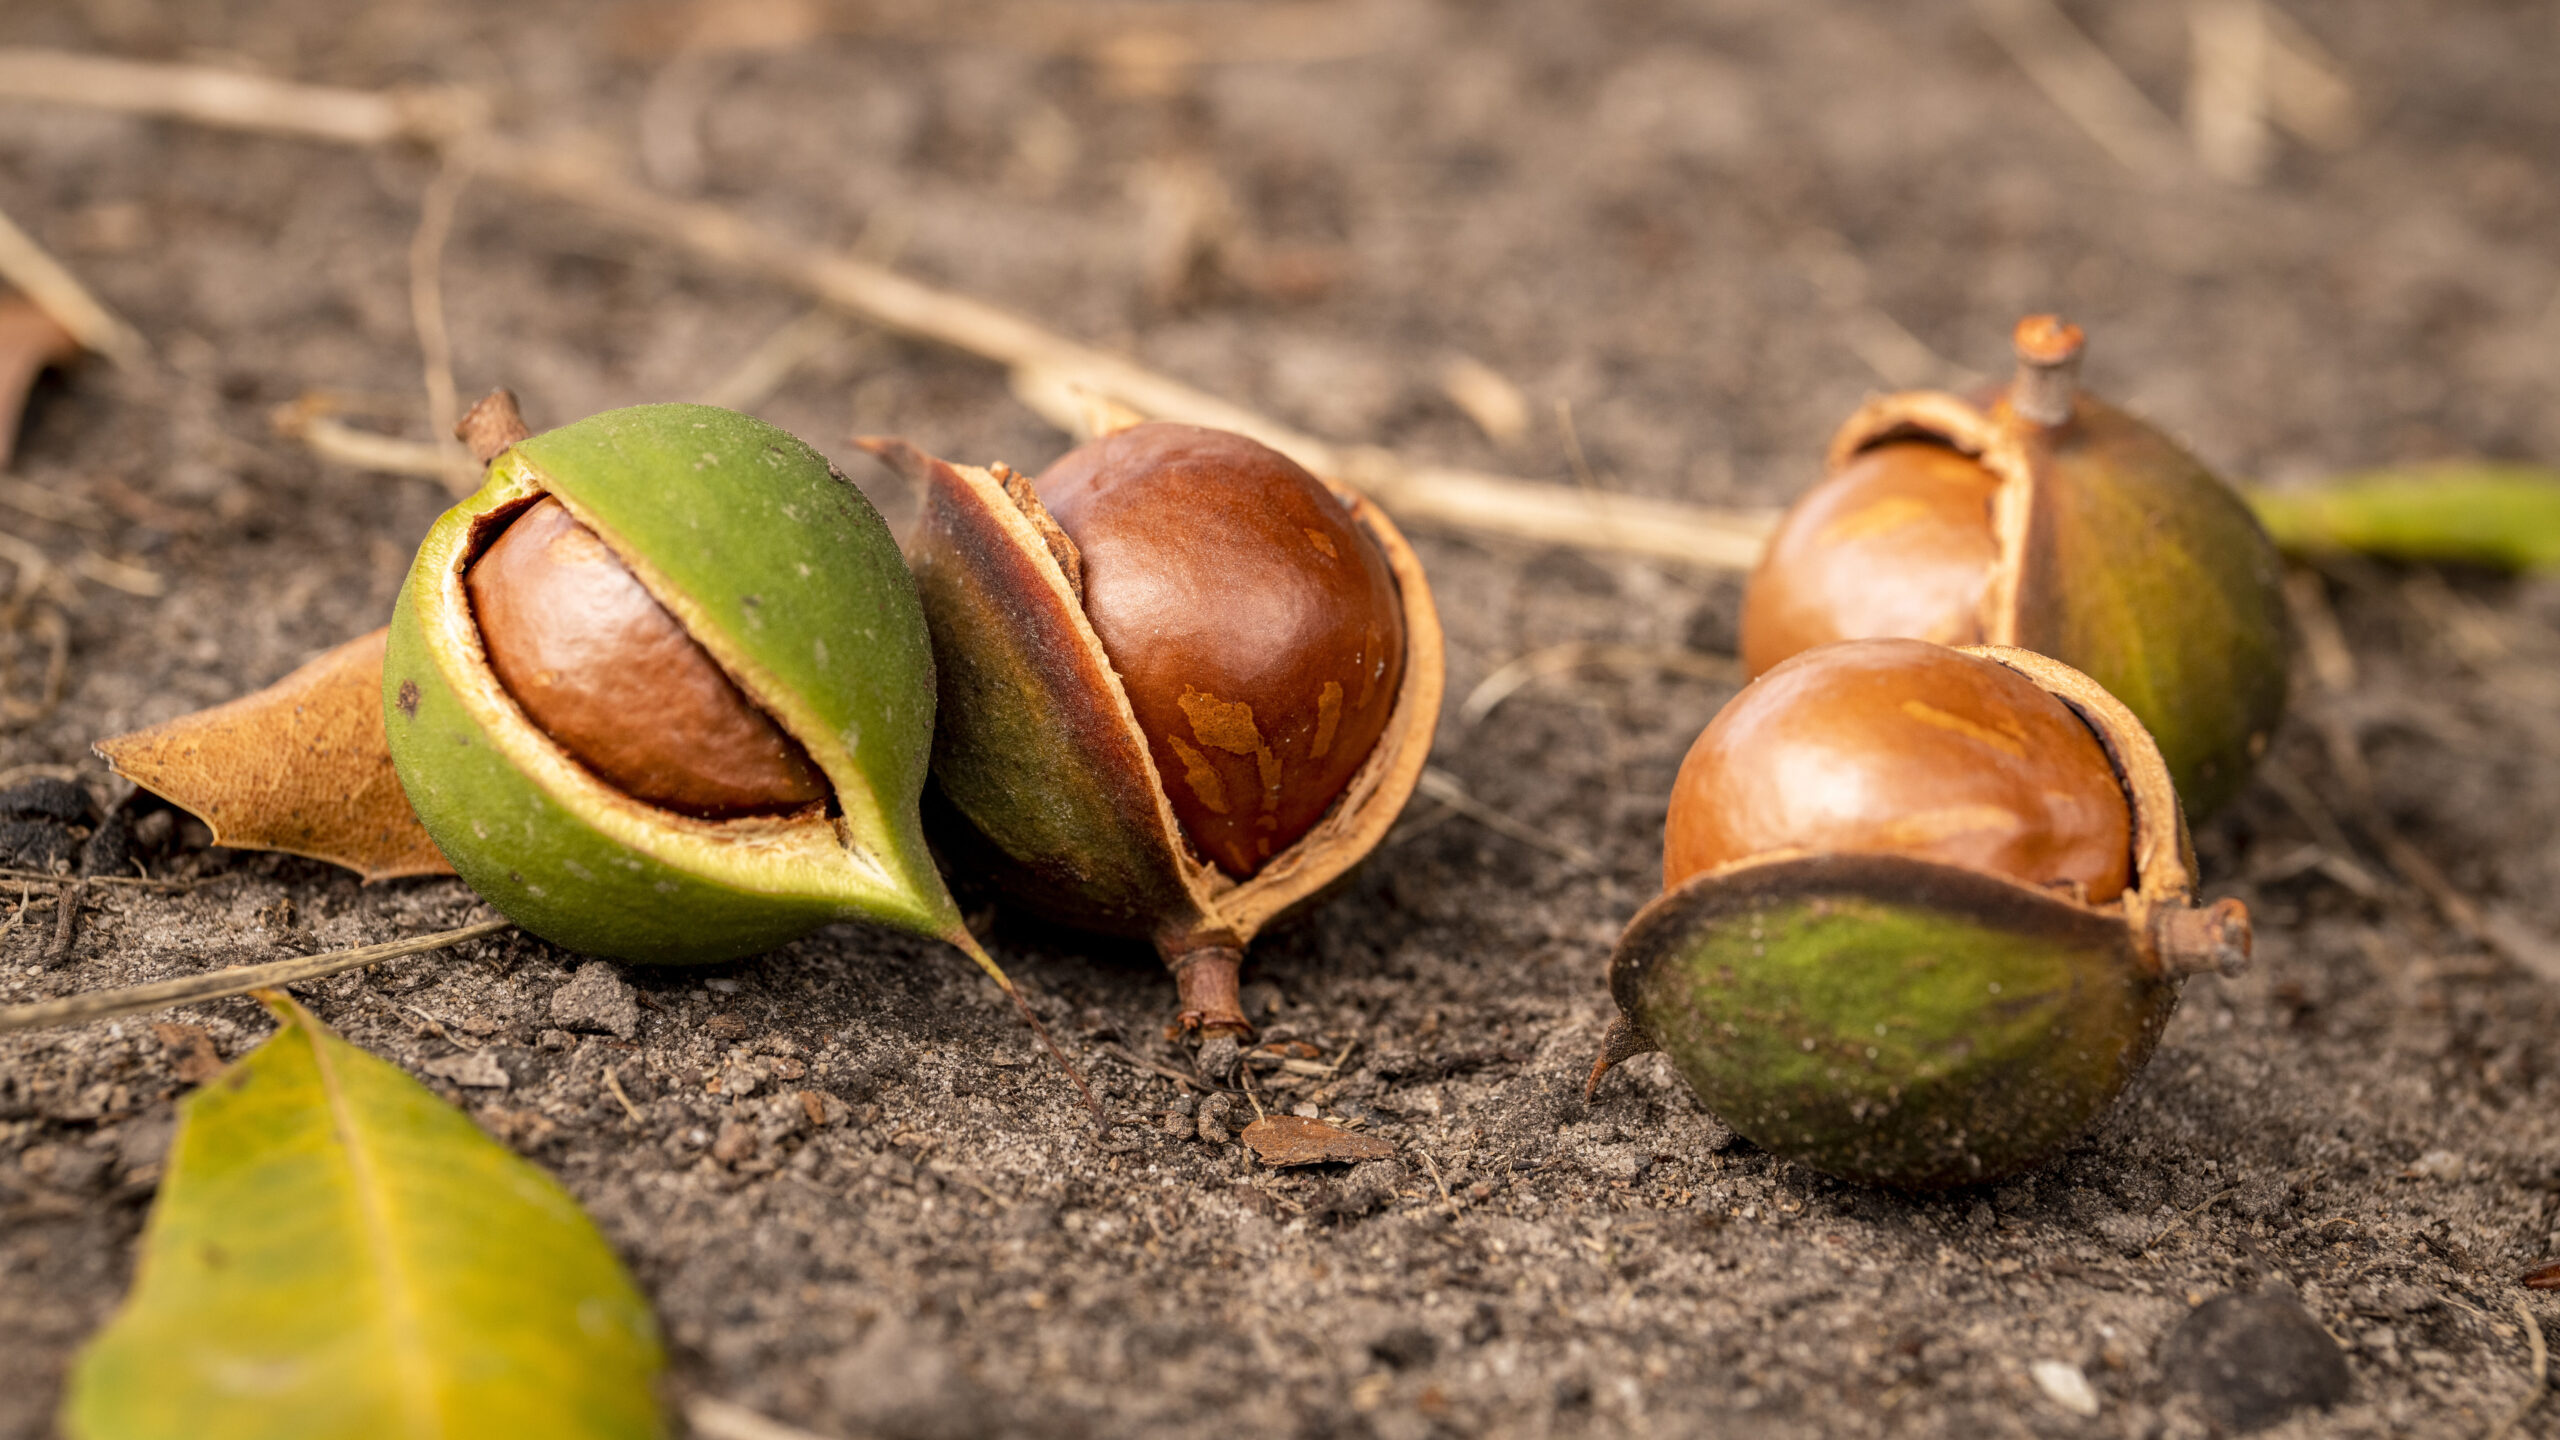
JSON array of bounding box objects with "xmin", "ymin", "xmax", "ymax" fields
[{"xmin": 3, "ymin": 1, "xmax": 2558, "ymax": 1436}]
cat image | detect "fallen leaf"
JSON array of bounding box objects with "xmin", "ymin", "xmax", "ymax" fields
[
  {"xmin": 0, "ymin": 292, "xmax": 80, "ymax": 472},
  {"xmin": 62, "ymin": 992, "xmax": 663, "ymax": 1439},
  {"xmin": 149, "ymin": 1022, "xmax": 222, "ymax": 1085},
  {"xmin": 2246, "ymin": 462, "xmax": 2560, "ymax": 572},
  {"xmin": 1241, "ymin": 1114, "xmax": 1394, "ymax": 1167},
  {"xmin": 95, "ymin": 627, "xmax": 454, "ymax": 882}
]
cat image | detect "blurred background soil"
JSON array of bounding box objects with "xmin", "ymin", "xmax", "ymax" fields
[{"xmin": 1, "ymin": 1, "xmax": 2558, "ymax": 1436}]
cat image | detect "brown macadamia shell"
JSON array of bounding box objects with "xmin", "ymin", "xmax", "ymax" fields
[
  {"xmin": 1739, "ymin": 442, "xmax": 2001, "ymax": 675},
  {"xmin": 1034, "ymin": 423, "xmax": 1406, "ymax": 879},
  {"xmin": 466, "ymin": 496, "xmax": 830, "ymax": 818},
  {"xmin": 1664, "ymin": 637, "xmax": 2134, "ymax": 903}
]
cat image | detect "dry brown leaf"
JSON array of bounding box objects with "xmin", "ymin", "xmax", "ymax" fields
[
  {"xmin": 1241, "ymin": 1114, "xmax": 1394, "ymax": 1167},
  {"xmin": 0, "ymin": 291, "xmax": 79, "ymax": 471},
  {"xmin": 96, "ymin": 627, "xmax": 454, "ymax": 882}
]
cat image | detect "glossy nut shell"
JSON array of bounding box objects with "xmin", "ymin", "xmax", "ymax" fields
[
  {"xmin": 1739, "ymin": 443, "xmax": 2001, "ymax": 675},
  {"xmin": 1034, "ymin": 423, "xmax": 1406, "ymax": 878},
  {"xmin": 1666, "ymin": 638, "xmax": 2132, "ymax": 903},
  {"xmin": 467, "ymin": 496, "xmax": 830, "ymax": 818}
]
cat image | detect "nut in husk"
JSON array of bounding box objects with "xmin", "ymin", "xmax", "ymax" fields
[
  {"xmin": 866, "ymin": 421, "xmax": 1443, "ymax": 1037},
  {"xmin": 385, "ymin": 400, "xmax": 981, "ymax": 971},
  {"xmin": 1741, "ymin": 316, "xmax": 2289, "ymax": 818},
  {"xmin": 1590, "ymin": 638, "xmax": 2249, "ymax": 1190}
]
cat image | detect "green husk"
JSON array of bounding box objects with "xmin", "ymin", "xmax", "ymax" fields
[{"xmin": 385, "ymin": 403, "xmax": 961, "ymax": 964}]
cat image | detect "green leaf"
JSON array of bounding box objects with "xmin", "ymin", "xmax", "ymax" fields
[
  {"xmin": 63, "ymin": 994, "xmax": 664, "ymax": 1440},
  {"xmin": 2245, "ymin": 462, "xmax": 2560, "ymax": 572}
]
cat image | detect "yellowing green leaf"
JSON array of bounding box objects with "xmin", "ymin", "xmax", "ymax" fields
[
  {"xmin": 2246, "ymin": 463, "xmax": 2560, "ymax": 572},
  {"xmin": 63, "ymin": 993, "xmax": 663, "ymax": 1440}
]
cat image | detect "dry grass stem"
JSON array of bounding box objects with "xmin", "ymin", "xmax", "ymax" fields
[
  {"xmin": 0, "ymin": 196, "xmax": 149, "ymax": 368},
  {"xmin": 696, "ymin": 308, "xmax": 849, "ymax": 412},
  {"xmin": 2486, "ymin": 1298, "xmax": 2549, "ymax": 1440},
  {"xmin": 408, "ymin": 145, "xmax": 485, "ymax": 495},
  {"xmin": 1461, "ymin": 643, "xmax": 1745, "ymax": 727},
  {"xmin": 1416, "ymin": 766, "xmax": 1599, "ymax": 871},
  {"xmin": 2259, "ymin": 4, "xmax": 2358, "ymax": 148},
  {"xmin": 0, "ymin": 916, "xmax": 513, "ymax": 1033},
  {"xmin": 683, "ymin": 1395, "xmax": 836, "ymax": 1440},
  {"xmin": 0, "ymin": 47, "xmax": 1780, "ymax": 571},
  {"xmin": 1972, "ymin": 0, "xmax": 2190, "ymax": 184},
  {"xmin": 2187, "ymin": 0, "xmax": 2273, "ymax": 184},
  {"xmin": 271, "ymin": 401, "xmax": 455, "ymax": 479},
  {"xmin": 603, "ymin": 1064, "xmax": 646, "ymax": 1124},
  {"xmin": 0, "ymin": 865, "xmax": 194, "ymax": 892}
]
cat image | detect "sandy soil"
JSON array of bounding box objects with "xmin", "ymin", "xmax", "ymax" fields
[{"xmin": 1, "ymin": 1, "xmax": 2557, "ymax": 1436}]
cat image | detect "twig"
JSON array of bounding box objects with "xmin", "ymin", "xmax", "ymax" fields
[
  {"xmin": 683, "ymin": 1395, "xmax": 837, "ymax": 1440},
  {"xmin": 697, "ymin": 308, "xmax": 850, "ymax": 412},
  {"xmin": 0, "ymin": 196, "xmax": 149, "ymax": 368},
  {"xmin": 0, "ymin": 864, "xmax": 194, "ymax": 892},
  {"xmin": 44, "ymin": 879, "xmax": 81, "ymax": 967},
  {"xmin": 1238, "ymin": 1056, "xmax": 1267, "ymax": 1123},
  {"xmin": 0, "ymin": 917, "xmax": 512, "ymax": 1033},
  {"xmin": 1461, "ymin": 643, "xmax": 1744, "ymax": 726},
  {"xmin": 1416, "ymin": 766, "xmax": 1600, "ymax": 871},
  {"xmin": 2144, "ymin": 1186, "xmax": 2236, "ymax": 1256},
  {"xmin": 2485, "ymin": 1298, "xmax": 2548, "ymax": 1440},
  {"xmin": 270, "ymin": 401, "xmax": 455, "ymax": 479},
  {"xmin": 407, "ymin": 143, "xmax": 483, "ymax": 495},
  {"xmin": 1416, "ymin": 1148, "xmax": 1462, "ymax": 1221},
  {"xmin": 1972, "ymin": 0, "xmax": 2190, "ymax": 184},
  {"xmin": 0, "ymin": 48, "xmax": 1778, "ymax": 570},
  {"xmin": 1097, "ymin": 1039, "xmax": 1238, "ymax": 1094},
  {"xmin": 602, "ymin": 1063, "xmax": 646, "ymax": 1124},
  {"xmin": 2186, "ymin": 0, "xmax": 2272, "ymax": 185},
  {"xmin": 0, "ymin": 882, "xmax": 31, "ymax": 943}
]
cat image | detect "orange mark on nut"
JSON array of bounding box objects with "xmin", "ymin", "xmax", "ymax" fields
[
  {"xmin": 1178, "ymin": 689, "xmax": 1265, "ymax": 755},
  {"xmin": 1165, "ymin": 734, "xmax": 1229, "ymax": 814},
  {"xmin": 1303, "ymin": 528, "xmax": 1339, "ymax": 560},
  {"xmin": 1311, "ymin": 681, "xmax": 1344, "ymax": 758},
  {"xmin": 1898, "ymin": 699, "xmax": 2028, "ymax": 758},
  {"xmin": 1254, "ymin": 746, "xmax": 1282, "ymax": 813}
]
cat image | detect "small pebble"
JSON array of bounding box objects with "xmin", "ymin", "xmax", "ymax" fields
[
  {"xmin": 2029, "ymin": 1359, "xmax": 2099, "ymax": 1418},
  {"xmin": 1196, "ymin": 1091, "xmax": 1235, "ymax": 1145},
  {"xmin": 2158, "ymin": 1290, "xmax": 2351, "ymax": 1433}
]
